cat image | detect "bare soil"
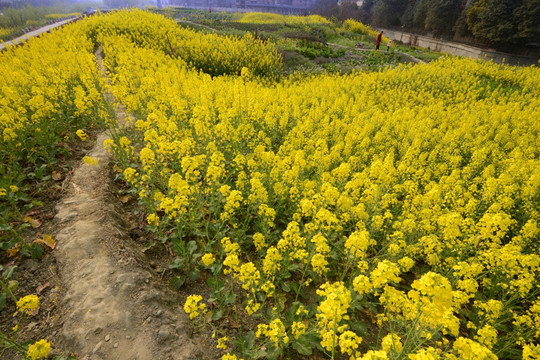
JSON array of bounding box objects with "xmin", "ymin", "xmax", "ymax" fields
[{"xmin": 0, "ymin": 50, "xmax": 208, "ymax": 360}]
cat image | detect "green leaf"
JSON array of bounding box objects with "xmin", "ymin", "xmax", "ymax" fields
[
  {"xmin": 276, "ymin": 294, "xmax": 287, "ymax": 311},
  {"xmin": 266, "ymin": 345, "xmax": 282, "ymax": 360},
  {"xmin": 169, "ymin": 275, "xmax": 185, "ymax": 290},
  {"xmin": 223, "ymin": 290, "xmax": 236, "ymax": 305},
  {"xmin": 3, "ymin": 265, "xmax": 16, "ymax": 280},
  {"xmin": 141, "ymin": 242, "xmax": 156, "ymax": 252},
  {"xmin": 18, "ymin": 223, "xmax": 32, "ymax": 230},
  {"xmin": 281, "ymin": 282, "xmax": 291, "ymax": 292},
  {"xmin": 211, "ymin": 309, "xmax": 224, "ymax": 321},
  {"xmin": 0, "ymin": 292, "xmax": 7, "ymax": 311},
  {"xmin": 30, "ymin": 244, "xmax": 43, "ymax": 259},
  {"xmin": 188, "ymin": 269, "xmax": 200, "ymax": 281},
  {"xmin": 169, "ymin": 257, "xmax": 185, "ymax": 269},
  {"xmin": 350, "ymin": 319, "xmax": 367, "ymax": 335},
  {"xmin": 292, "ymin": 338, "xmax": 312, "ymax": 355},
  {"xmin": 207, "ymin": 277, "xmax": 224, "ymax": 290},
  {"xmin": 245, "ymin": 331, "xmax": 255, "ymax": 349},
  {"xmin": 211, "ymin": 263, "xmax": 222, "ymax": 275},
  {"xmin": 8, "ymin": 280, "xmax": 18, "ymax": 292},
  {"xmin": 288, "ymin": 263, "xmax": 302, "ymax": 271},
  {"xmin": 187, "ymin": 240, "xmax": 198, "ymax": 255},
  {"xmin": 172, "ymin": 238, "xmax": 185, "ymax": 255}
]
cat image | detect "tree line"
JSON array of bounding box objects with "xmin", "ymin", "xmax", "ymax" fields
[{"xmin": 313, "ymin": 0, "xmax": 540, "ymax": 50}]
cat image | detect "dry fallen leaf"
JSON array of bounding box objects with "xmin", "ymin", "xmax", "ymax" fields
[
  {"xmin": 205, "ymin": 310, "xmax": 213, "ymax": 323},
  {"xmin": 2, "ymin": 260, "xmax": 16, "ymax": 271},
  {"xmin": 24, "ymin": 209, "xmax": 40, "ymax": 217},
  {"xmin": 6, "ymin": 245, "xmax": 20, "ymax": 257},
  {"xmin": 51, "ymin": 171, "xmax": 62, "ymax": 181},
  {"xmin": 226, "ymin": 316, "xmax": 240, "ymax": 329},
  {"xmin": 24, "ymin": 216, "xmax": 42, "ymax": 229},
  {"xmin": 33, "ymin": 234, "xmax": 56, "ymax": 250},
  {"xmin": 120, "ymin": 195, "xmax": 131, "ymax": 204},
  {"xmin": 36, "ymin": 282, "xmax": 50, "ymax": 295},
  {"xmin": 28, "ymin": 306, "xmax": 40, "ymax": 317}
]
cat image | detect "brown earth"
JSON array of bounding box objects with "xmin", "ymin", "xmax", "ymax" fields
[{"xmin": 0, "ymin": 49, "xmax": 208, "ymax": 360}]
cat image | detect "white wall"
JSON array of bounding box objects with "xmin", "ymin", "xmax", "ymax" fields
[{"xmin": 382, "ymin": 28, "xmax": 539, "ymax": 66}]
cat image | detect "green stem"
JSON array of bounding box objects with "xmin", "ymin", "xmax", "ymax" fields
[
  {"xmin": 339, "ymin": 254, "xmax": 354, "ymax": 283},
  {"xmin": 0, "ymin": 278, "xmax": 17, "ymax": 304},
  {"xmin": 0, "ymin": 332, "xmax": 27, "ymax": 355}
]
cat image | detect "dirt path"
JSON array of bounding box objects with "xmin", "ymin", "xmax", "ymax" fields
[
  {"xmin": 0, "ymin": 18, "xmax": 76, "ymax": 51},
  {"xmin": 51, "ymin": 51, "xmax": 200, "ymax": 360},
  {"xmin": 177, "ymin": 20, "xmax": 217, "ymax": 32},
  {"xmin": 327, "ymin": 42, "xmax": 426, "ymax": 64}
]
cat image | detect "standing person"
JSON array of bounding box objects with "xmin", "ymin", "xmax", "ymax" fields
[
  {"xmin": 386, "ymin": 39, "xmax": 392, "ymax": 51},
  {"xmin": 376, "ymin": 31, "xmax": 383, "ymax": 50}
]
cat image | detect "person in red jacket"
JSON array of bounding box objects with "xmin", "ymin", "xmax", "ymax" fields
[{"xmin": 376, "ymin": 31, "xmax": 383, "ymax": 50}]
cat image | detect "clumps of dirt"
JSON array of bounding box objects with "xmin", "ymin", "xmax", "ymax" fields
[
  {"xmin": 1, "ymin": 126, "xmax": 206, "ymax": 360},
  {"xmin": 49, "ymin": 127, "xmax": 203, "ymax": 360},
  {"xmin": 0, "ymin": 252, "xmax": 65, "ymax": 359},
  {"xmin": 0, "ymin": 129, "xmax": 101, "ymax": 360}
]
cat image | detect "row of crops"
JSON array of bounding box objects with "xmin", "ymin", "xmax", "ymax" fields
[{"xmin": 1, "ymin": 8, "xmax": 540, "ymax": 360}]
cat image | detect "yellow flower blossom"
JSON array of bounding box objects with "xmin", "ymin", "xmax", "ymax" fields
[
  {"xmin": 27, "ymin": 339, "xmax": 51, "ymax": 360},
  {"xmin": 16, "ymin": 295, "xmax": 39, "ymax": 314},
  {"xmin": 202, "ymin": 253, "xmax": 215, "ymax": 266},
  {"xmin": 76, "ymin": 129, "xmax": 88, "ymax": 140},
  {"xmin": 83, "ymin": 156, "xmax": 98, "ymax": 166},
  {"xmin": 183, "ymin": 295, "xmax": 207, "ymax": 319},
  {"xmin": 291, "ymin": 321, "xmax": 306, "ymax": 339}
]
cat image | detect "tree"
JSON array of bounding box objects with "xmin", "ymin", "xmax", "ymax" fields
[
  {"xmin": 371, "ymin": 0, "xmax": 410, "ymax": 27},
  {"xmin": 338, "ymin": 0, "xmax": 361, "ymax": 21},
  {"xmin": 411, "ymin": 0, "xmax": 461, "ymax": 35},
  {"xmin": 312, "ymin": 0, "xmax": 339, "ymax": 18},
  {"xmin": 514, "ymin": 0, "xmax": 540, "ymax": 43},
  {"xmin": 412, "ymin": 0, "xmax": 429, "ymax": 29},
  {"xmin": 400, "ymin": 0, "xmax": 419, "ymax": 29},
  {"xmin": 424, "ymin": 0, "xmax": 462, "ymax": 34},
  {"xmin": 466, "ymin": 0, "xmax": 521, "ymax": 45},
  {"xmin": 359, "ymin": 0, "xmax": 375, "ymax": 23}
]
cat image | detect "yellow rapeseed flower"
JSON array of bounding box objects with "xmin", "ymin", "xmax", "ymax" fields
[{"xmin": 26, "ymin": 339, "xmax": 51, "ymax": 360}]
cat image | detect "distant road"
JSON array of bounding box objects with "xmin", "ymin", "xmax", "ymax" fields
[{"xmin": 0, "ymin": 18, "xmax": 76, "ymax": 51}]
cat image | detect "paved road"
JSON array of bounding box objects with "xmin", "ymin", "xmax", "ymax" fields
[{"xmin": 0, "ymin": 18, "xmax": 76, "ymax": 51}]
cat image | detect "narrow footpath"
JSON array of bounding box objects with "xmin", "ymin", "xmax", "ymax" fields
[
  {"xmin": 51, "ymin": 50, "xmax": 200, "ymax": 360},
  {"xmin": 0, "ymin": 18, "xmax": 75, "ymax": 51}
]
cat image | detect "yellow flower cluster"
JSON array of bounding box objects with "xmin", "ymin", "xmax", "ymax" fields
[
  {"xmin": 44, "ymin": 12, "xmax": 81, "ymax": 20},
  {"xmin": 86, "ymin": 9, "xmax": 540, "ymax": 360},
  {"xmin": 183, "ymin": 295, "xmax": 207, "ymax": 320},
  {"xmin": 202, "ymin": 253, "xmax": 216, "ymax": 266},
  {"xmin": 82, "ymin": 156, "xmax": 98, "ymax": 166},
  {"xmin": 0, "ymin": 27, "xmax": 14, "ymax": 38},
  {"xmin": 256, "ymin": 318, "xmax": 289, "ymax": 346},
  {"xmin": 0, "ymin": 20, "xmax": 105, "ymax": 145},
  {"xmin": 236, "ymin": 12, "xmax": 331, "ymax": 26},
  {"xmin": 340, "ymin": 19, "xmax": 388, "ymax": 42},
  {"xmin": 1, "ymin": 12, "xmax": 108, "ymax": 252},
  {"xmin": 16, "ymin": 295, "xmax": 39, "ymax": 314},
  {"xmin": 26, "ymin": 339, "xmax": 51, "ymax": 360},
  {"xmin": 82, "ymin": 9, "xmax": 282, "ymax": 77}
]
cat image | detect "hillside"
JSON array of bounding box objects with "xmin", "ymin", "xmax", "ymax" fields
[{"xmin": 0, "ymin": 9, "xmax": 539, "ymax": 360}]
